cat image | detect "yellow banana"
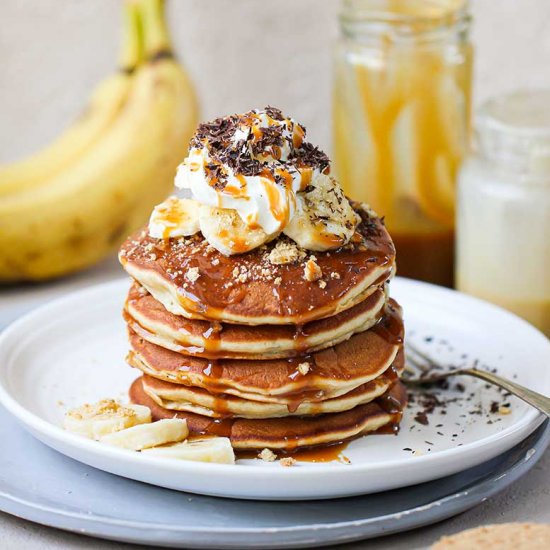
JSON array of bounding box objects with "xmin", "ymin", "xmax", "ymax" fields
[
  {"xmin": 63, "ymin": 399, "xmax": 152, "ymax": 440},
  {"xmin": 0, "ymin": 0, "xmax": 199, "ymax": 281},
  {"xmin": 142, "ymin": 438, "xmax": 236, "ymax": 464},
  {"xmin": 0, "ymin": 2, "xmax": 143, "ymax": 196},
  {"xmin": 100, "ymin": 418, "xmax": 189, "ymax": 450}
]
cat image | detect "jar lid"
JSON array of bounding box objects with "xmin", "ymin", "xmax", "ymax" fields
[{"xmin": 476, "ymin": 90, "xmax": 550, "ymax": 175}]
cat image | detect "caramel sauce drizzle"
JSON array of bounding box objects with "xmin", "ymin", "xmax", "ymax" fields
[
  {"xmin": 127, "ymin": 209, "xmax": 395, "ymax": 326},
  {"xmin": 224, "ymin": 174, "xmax": 249, "ymax": 199},
  {"xmin": 236, "ymin": 441, "xmax": 351, "ymax": 463},
  {"xmin": 261, "ymin": 174, "xmax": 289, "ymax": 226}
]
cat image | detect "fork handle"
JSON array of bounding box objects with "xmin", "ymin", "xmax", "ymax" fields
[{"xmin": 462, "ymin": 368, "xmax": 550, "ymax": 417}]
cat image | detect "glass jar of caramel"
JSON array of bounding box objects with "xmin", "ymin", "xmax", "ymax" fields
[
  {"xmin": 333, "ymin": 0, "xmax": 473, "ymax": 287},
  {"xmin": 457, "ymin": 90, "xmax": 550, "ymax": 336}
]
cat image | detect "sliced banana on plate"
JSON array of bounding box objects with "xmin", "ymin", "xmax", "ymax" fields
[
  {"xmin": 199, "ymin": 205, "xmax": 274, "ymax": 255},
  {"xmin": 142, "ymin": 437, "xmax": 235, "ymax": 464},
  {"xmin": 63, "ymin": 400, "xmax": 152, "ymax": 440},
  {"xmin": 148, "ymin": 196, "xmax": 201, "ymax": 239},
  {"xmin": 100, "ymin": 418, "xmax": 189, "ymax": 451},
  {"xmin": 283, "ymin": 173, "xmax": 359, "ymax": 251}
]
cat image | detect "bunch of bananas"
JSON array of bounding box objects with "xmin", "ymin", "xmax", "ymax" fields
[{"xmin": 0, "ymin": 0, "xmax": 198, "ymax": 282}]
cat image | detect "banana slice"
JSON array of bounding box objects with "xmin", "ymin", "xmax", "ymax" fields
[
  {"xmin": 99, "ymin": 418, "xmax": 188, "ymax": 450},
  {"xmin": 283, "ymin": 173, "xmax": 359, "ymax": 251},
  {"xmin": 199, "ymin": 205, "xmax": 273, "ymax": 255},
  {"xmin": 64, "ymin": 400, "xmax": 151, "ymax": 440},
  {"xmin": 142, "ymin": 437, "xmax": 235, "ymax": 464},
  {"xmin": 148, "ymin": 196, "xmax": 201, "ymax": 239}
]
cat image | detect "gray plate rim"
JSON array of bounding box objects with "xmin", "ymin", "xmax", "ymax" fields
[{"xmin": 1, "ymin": 419, "xmax": 548, "ymax": 549}]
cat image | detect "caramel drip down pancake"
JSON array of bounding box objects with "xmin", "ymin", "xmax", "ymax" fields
[
  {"xmin": 130, "ymin": 377, "xmax": 407, "ymax": 450},
  {"xmin": 127, "ymin": 300, "xmax": 404, "ymax": 405},
  {"xmin": 141, "ymin": 351, "xmax": 404, "ymax": 419},
  {"xmin": 119, "ymin": 204, "xmax": 395, "ymax": 325},
  {"xmin": 124, "ymin": 281, "xmax": 388, "ymax": 359}
]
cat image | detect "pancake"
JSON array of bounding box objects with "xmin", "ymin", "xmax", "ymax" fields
[
  {"xmin": 124, "ymin": 281, "xmax": 388, "ymax": 359},
  {"xmin": 119, "ymin": 204, "xmax": 395, "ymax": 325},
  {"xmin": 141, "ymin": 352, "xmax": 404, "ymax": 418},
  {"xmin": 127, "ymin": 300, "xmax": 404, "ymax": 404},
  {"xmin": 130, "ymin": 376, "xmax": 407, "ymax": 450}
]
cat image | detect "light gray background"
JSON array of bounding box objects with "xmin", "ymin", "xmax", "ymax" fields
[
  {"xmin": 3, "ymin": 0, "xmax": 550, "ymax": 161},
  {"xmin": 1, "ymin": 0, "xmax": 550, "ymax": 548}
]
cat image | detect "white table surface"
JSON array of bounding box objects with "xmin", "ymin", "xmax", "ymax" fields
[{"xmin": 1, "ymin": 254, "xmax": 549, "ymax": 550}]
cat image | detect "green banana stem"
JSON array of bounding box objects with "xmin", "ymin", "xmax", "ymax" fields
[
  {"xmin": 119, "ymin": 1, "xmax": 144, "ymax": 73},
  {"xmin": 139, "ymin": 0, "xmax": 173, "ymax": 60}
]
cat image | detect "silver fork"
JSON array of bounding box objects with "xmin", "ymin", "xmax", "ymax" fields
[{"xmin": 404, "ymin": 342, "xmax": 550, "ymax": 417}]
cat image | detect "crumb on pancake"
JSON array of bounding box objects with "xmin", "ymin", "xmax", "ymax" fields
[
  {"xmin": 304, "ymin": 258, "xmax": 322, "ymax": 282},
  {"xmin": 268, "ymin": 240, "xmax": 307, "ymax": 265},
  {"xmin": 232, "ymin": 264, "xmax": 251, "ymax": 283},
  {"xmin": 298, "ymin": 362, "xmax": 311, "ymax": 375},
  {"xmin": 318, "ymin": 280, "xmax": 327, "ymax": 289},
  {"xmin": 280, "ymin": 457, "xmax": 296, "ymax": 467},
  {"xmin": 331, "ymin": 272, "xmax": 340, "ymax": 280},
  {"xmin": 185, "ymin": 267, "xmax": 200, "ymax": 283},
  {"xmin": 259, "ymin": 448, "xmax": 277, "ymax": 462}
]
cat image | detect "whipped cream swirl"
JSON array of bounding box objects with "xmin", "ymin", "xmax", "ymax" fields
[{"xmin": 175, "ymin": 107, "xmax": 330, "ymax": 236}]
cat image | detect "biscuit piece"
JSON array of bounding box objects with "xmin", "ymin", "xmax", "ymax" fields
[{"xmin": 431, "ymin": 523, "xmax": 550, "ymax": 550}]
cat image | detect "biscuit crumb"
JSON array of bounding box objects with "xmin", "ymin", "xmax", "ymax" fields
[
  {"xmin": 148, "ymin": 253, "xmax": 157, "ymax": 261},
  {"xmin": 258, "ymin": 448, "xmax": 277, "ymax": 462},
  {"xmin": 499, "ymin": 405, "xmax": 511, "ymax": 415},
  {"xmin": 280, "ymin": 457, "xmax": 296, "ymax": 467},
  {"xmin": 318, "ymin": 280, "xmax": 327, "ymax": 289},
  {"xmin": 330, "ymin": 272, "xmax": 340, "ymax": 280},
  {"xmin": 269, "ymin": 240, "xmax": 306, "ymax": 265},
  {"xmin": 232, "ymin": 266, "xmax": 240, "ymax": 278},
  {"xmin": 185, "ymin": 267, "xmax": 200, "ymax": 283},
  {"xmin": 298, "ymin": 362, "xmax": 310, "ymax": 375},
  {"xmin": 237, "ymin": 272, "xmax": 249, "ymax": 283},
  {"xmin": 274, "ymin": 276, "xmax": 282, "ymax": 285},
  {"xmin": 66, "ymin": 399, "xmax": 135, "ymax": 421},
  {"xmin": 303, "ymin": 258, "xmax": 322, "ymax": 282},
  {"xmin": 211, "ymin": 258, "xmax": 220, "ymax": 266}
]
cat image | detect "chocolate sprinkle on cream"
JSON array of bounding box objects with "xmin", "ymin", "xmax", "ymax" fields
[{"xmin": 188, "ymin": 107, "xmax": 330, "ymax": 188}]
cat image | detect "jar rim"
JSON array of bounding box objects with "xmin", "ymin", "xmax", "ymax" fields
[
  {"xmin": 340, "ymin": 0, "xmax": 470, "ymax": 34},
  {"xmin": 476, "ymin": 90, "xmax": 550, "ymax": 174},
  {"xmin": 477, "ymin": 90, "xmax": 550, "ymax": 139}
]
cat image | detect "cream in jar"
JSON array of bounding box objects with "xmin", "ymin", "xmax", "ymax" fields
[{"xmin": 457, "ymin": 90, "xmax": 550, "ymax": 335}]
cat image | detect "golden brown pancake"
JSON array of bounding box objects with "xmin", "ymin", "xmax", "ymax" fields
[
  {"xmin": 127, "ymin": 300, "xmax": 404, "ymax": 404},
  {"xmin": 119, "ymin": 204, "xmax": 395, "ymax": 325},
  {"xmin": 141, "ymin": 352, "xmax": 403, "ymax": 418},
  {"xmin": 130, "ymin": 376, "xmax": 407, "ymax": 450},
  {"xmin": 124, "ymin": 281, "xmax": 388, "ymax": 359}
]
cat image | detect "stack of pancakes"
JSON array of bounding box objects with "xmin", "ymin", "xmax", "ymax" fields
[{"xmin": 119, "ymin": 204, "xmax": 406, "ymax": 451}]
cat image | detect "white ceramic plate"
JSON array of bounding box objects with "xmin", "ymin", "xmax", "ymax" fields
[{"xmin": 0, "ymin": 278, "xmax": 548, "ymax": 500}]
